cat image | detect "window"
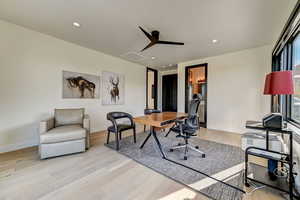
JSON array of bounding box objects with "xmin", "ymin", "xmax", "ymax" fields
[
  {"xmin": 272, "ymin": 2, "xmax": 300, "ymax": 125},
  {"xmin": 291, "ymin": 35, "xmax": 300, "ymax": 122}
]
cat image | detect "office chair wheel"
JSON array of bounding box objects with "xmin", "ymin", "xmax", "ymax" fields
[
  {"xmin": 244, "ymin": 182, "xmax": 250, "ymax": 187},
  {"xmin": 195, "ymin": 146, "xmax": 199, "ymax": 149},
  {"xmin": 169, "ymin": 149, "xmax": 174, "ymax": 152},
  {"xmin": 184, "ymin": 156, "xmax": 187, "ymax": 160},
  {"xmin": 202, "ymin": 154, "xmax": 206, "ymax": 158}
]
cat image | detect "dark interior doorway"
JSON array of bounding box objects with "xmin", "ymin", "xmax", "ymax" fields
[
  {"xmin": 146, "ymin": 67, "xmax": 158, "ymax": 109},
  {"xmin": 162, "ymin": 74, "xmax": 178, "ymax": 112},
  {"xmin": 185, "ymin": 63, "xmax": 207, "ymax": 128}
]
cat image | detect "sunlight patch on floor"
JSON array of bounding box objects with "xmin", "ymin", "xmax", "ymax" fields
[{"xmin": 158, "ymin": 163, "xmax": 244, "ymax": 200}]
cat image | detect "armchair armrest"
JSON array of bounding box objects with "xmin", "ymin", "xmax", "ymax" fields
[
  {"xmin": 83, "ymin": 114, "xmax": 90, "ymax": 149},
  {"xmin": 39, "ymin": 118, "xmax": 55, "ymax": 134},
  {"xmin": 120, "ymin": 112, "xmax": 135, "ymax": 127},
  {"xmin": 127, "ymin": 114, "xmax": 135, "ymax": 127}
]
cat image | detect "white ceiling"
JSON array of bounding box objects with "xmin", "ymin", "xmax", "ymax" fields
[{"xmin": 0, "ymin": 0, "xmax": 294, "ymax": 68}]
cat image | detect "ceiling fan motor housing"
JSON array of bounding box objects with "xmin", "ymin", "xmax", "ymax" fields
[{"xmin": 151, "ymin": 31, "xmax": 160, "ymax": 40}]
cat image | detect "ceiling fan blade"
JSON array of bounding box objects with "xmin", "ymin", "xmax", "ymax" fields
[
  {"xmin": 141, "ymin": 42, "xmax": 156, "ymax": 52},
  {"xmin": 157, "ymin": 40, "xmax": 184, "ymax": 45},
  {"xmin": 139, "ymin": 26, "xmax": 154, "ymax": 41}
]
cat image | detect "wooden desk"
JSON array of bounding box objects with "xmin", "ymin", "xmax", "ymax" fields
[{"xmin": 134, "ymin": 112, "xmax": 187, "ymax": 158}]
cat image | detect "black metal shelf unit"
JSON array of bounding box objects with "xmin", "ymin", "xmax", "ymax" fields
[{"xmin": 245, "ymin": 121, "xmax": 298, "ymax": 199}]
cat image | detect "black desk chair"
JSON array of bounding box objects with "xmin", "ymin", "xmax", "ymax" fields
[
  {"xmin": 168, "ymin": 97, "xmax": 205, "ymax": 160},
  {"xmin": 144, "ymin": 109, "xmax": 161, "ymax": 132},
  {"xmin": 106, "ymin": 112, "xmax": 136, "ymax": 150}
]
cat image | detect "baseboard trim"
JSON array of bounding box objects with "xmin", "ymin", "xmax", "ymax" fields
[
  {"xmin": 0, "ymin": 139, "xmax": 38, "ymax": 153},
  {"xmin": 0, "ymin": 131, "xmax": 103, "ymax": 153}
]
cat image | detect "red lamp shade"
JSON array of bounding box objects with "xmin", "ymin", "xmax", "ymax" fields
[{"xmin": 263, "ymin": 71, "xmax": 294, "ymax": 95}]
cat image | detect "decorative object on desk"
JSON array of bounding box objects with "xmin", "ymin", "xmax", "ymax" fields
[
  {"xmin": 63, "ymin": 71, "xmax": 100, "ymax": 99},
  {"xmin": 101, "ymin": 71, "xmax": 125, "ymax": 105},
  {"xmin": 105, "ymin": 132, "xmax": 245, "ymax": 200}
]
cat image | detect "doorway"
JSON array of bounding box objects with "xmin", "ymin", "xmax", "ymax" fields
[
  {"xmin": 146, "ymin": 67, "xmax": 158, "ymax": 109},
  {"xmin": 162, "ymin": 74, "xmax": 178, "ymax": 112},
  {"xmin": 185, "ymin": 63, "xmax": 207, "ymax": 127}
]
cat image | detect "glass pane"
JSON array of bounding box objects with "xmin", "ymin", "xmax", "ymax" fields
[
  {"xmin": 291, "ymin": 35, "xmax": 300, "ymax": 122},
  {"xmin": 147, "ymin": 71, "xmax": 155, "ymax": 109},
  {"xmin": 187, "ymin": 67, "xmax": 206, "ymax": 123}
]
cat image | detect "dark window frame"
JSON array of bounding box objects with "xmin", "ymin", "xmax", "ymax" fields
[
  {"xmin": 272, "ymin": 2, "xmax": 300, "ymax": 127},
  {"xmin": 146, "ymin": 67, "xmax": 158, "ymax": 109},
  {"xmin": 184, "ymin": 63, "xmax": 208, "ymax": 128}
]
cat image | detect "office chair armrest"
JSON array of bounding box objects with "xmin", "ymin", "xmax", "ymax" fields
[{"xmin": 174, "ymin": 119, "xmax": 186, "ymax": 124}]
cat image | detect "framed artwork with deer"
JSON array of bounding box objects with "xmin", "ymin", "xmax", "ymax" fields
[
  {"xmin": 62, "ymin": 71, "xmax": 100, "ymax": 99},
  {"xmin": 101, "ymin": 71, "xmax": 125, "ymax": 105}
]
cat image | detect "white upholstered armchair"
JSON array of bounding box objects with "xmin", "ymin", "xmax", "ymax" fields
[{"xmin": 39, "ymin": 108, "xmax": 90, "ymax": 159}]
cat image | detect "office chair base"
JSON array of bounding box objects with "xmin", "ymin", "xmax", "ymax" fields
[
  {"xmin": 170, "ymin": 144, "xmax": 205, "ymax": 159},
  {"xmin": 244, "ymin": 182, "xmax": 250, "ymax": 187}
]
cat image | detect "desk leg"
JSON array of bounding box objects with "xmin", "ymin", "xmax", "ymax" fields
[
  {"xmin": 140, "ymin": 131, "xmax": 152, "ymax": 149},
  {"xmin": 151, "ymin": 127, "xmax": 166, "ymax": 159}
]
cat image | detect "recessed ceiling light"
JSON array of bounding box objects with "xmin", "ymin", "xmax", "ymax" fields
[
  {"xmin": 151, "ymin": 57, "xmax": 155, "ymax": 60},
  {"xmin": 212, "ymin": 39, "xmax": 218, "ymax": 43},
  {"xmin": 73, "ymin": 22, "xmax": 81, "ymax": 28}
]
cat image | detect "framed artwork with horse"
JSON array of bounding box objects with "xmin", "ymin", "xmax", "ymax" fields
[
  {"xmin": 101, "ymin": 71, "xmax": 125, "ymax": 105},
  {"xmin": 62, "ymin": 71, "xmax": 100, "ymax": 99}
]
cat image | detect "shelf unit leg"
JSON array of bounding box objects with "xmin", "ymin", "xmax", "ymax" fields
[{"xmin": 245, "ymin": 151, "xmax": 249, "ymax": 187}]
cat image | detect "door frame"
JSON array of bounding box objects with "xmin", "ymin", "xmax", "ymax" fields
[
  {"xmin": 162, "ymin": 73, "xmax": 178, "ymax": 112},
  {"xmin": 146, "ymin": 67, "xmax": 158, "ymax": 109},
  {"xmin": 185, "ymin": 63, "xmax": 208, "ymax": 127}
]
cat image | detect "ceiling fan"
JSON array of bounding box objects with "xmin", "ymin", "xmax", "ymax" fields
[{"xmin": 139, "ymin": 26, "xmax": 184, "ymax": 52}]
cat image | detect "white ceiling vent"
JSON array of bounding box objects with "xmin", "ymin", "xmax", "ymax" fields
[{"xmin": 121, "ymin": 52, "xmax": 146, "ymax": 62}]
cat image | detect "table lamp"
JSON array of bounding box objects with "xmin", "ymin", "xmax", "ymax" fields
[{"xmin": 263, "ymin": 71, "xmax": 294, "ymax": 128}]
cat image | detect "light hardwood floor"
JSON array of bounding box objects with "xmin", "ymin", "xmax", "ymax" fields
[{"xmin": 0, "ymin": 126, "xmax": 285, "ymax": 200}]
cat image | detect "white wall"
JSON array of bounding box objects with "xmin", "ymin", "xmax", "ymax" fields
[
  {"xmin": 178, "ymin": 45, "xmax": 272, "ymax": 133},
  {"xmin": 0, "ymin": 20, "xmax": 146, "ymax": 152},
  {"xmin": 158, "ymin": 69, "xmax": 178, "ymax": 111}
]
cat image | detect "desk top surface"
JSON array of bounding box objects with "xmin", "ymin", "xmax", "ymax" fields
[{"xmin": 134, "ymin": 112, "xmax": 187, "ymax": 127}]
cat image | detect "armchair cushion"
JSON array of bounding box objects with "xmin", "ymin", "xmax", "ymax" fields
[
  {"xmin": 108, "ymin": 124, "xmax": 133, "ymax": 133},
  {"xmin": 55, "ymin": 108, "xmax": 84, "ymax": 127},
  {"xmin": 40, "ymin": 125, "xmax": 86, "ymax": 144}
]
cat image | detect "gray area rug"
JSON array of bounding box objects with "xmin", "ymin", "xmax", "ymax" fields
[{"xmin": 106, "ymin": 131, "xmax": 245, "ymax": 200}]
